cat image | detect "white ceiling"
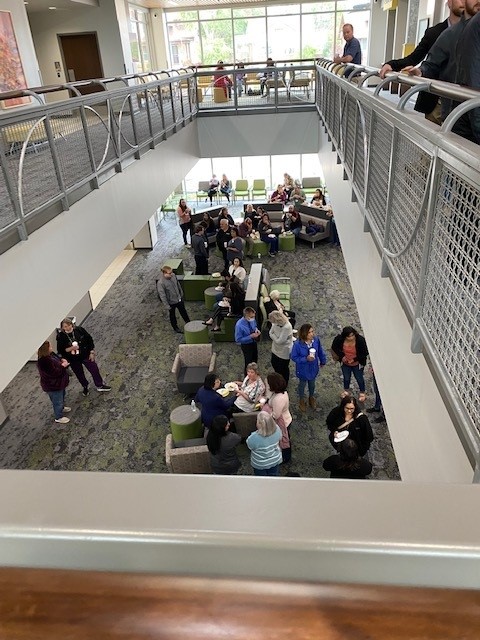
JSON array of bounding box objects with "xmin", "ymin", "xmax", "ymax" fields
[{"xmin": 25, "ymin": 0, "xmax": 293, "ymax": 13}]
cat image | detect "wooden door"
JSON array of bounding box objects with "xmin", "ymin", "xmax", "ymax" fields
[{"xmin": 59, "ymin": 33, "xmax": 104, "ymax": 94}]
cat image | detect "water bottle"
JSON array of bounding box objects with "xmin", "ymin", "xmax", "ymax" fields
[
  {"xmin": 257, "ymin": 252, "xmax": 261, "ymax": 259},
  {"xmin": 191, "ymin": 400, "xmax": 196, "ymax": 412}
]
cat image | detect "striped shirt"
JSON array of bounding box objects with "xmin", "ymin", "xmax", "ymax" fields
[{"xmin": 246, "ymin": 426, "xmax": 282, "ymax": 470}]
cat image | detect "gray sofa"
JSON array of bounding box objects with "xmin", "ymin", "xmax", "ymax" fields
[{"xmin": 264, "ymin": 205, "xmax": 331, "ymax": 248}]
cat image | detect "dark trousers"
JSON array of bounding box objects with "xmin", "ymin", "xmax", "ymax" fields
[
  {"xmin": 195, "ymin": 255, "xmax": 209, "ymax": 275},
  {"xmin": 271, "ymin": 352, "xmax": 290, "ymax": 385},
  {"xmin": 241, "ymin": 342, "xmax": 258, "ymax": 374},
  {"xmin": 69, "ymin": 358, "xmax": 104, "ymax": 389},
  {"xmin": 180, "ymin": 222, "xmax": 192, "ymax": 245},
  {"xmin": 169, "ymin": 300, "xmax": 190, "ymax": 331}
]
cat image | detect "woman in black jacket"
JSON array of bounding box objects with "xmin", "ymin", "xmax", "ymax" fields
[
  {"xmin": 206, "ymin": 415, "xmax": 241, "ymax": 475},
  {"xmin": 204, "ymin": 280, "xmax": 245, "ymax": 332},
  {"xmin": 326, "ymin": 396, "xmax": 374, "ymax": 457},
  {"xmin": 331, "ymin": 326, "xmax": 368, "ymax": 402},
  {"xmin": 323, "ymin": 438, "xmax": 372, "ymax": 479}
]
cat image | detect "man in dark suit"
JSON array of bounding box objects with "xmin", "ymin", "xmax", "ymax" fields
[{"xmin": 379, "ymin": 0, "xmax": 464, "ymax": 120}]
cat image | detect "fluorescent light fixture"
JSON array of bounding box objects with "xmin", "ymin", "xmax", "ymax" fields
[{"xmin": 48, "ymin": 6, "xmax": 57, "ymax": 9}]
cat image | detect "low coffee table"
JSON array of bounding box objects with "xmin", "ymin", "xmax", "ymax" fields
[{"xmin": 170, "ymin": 404, "xmax": 203, "ymax": 443}]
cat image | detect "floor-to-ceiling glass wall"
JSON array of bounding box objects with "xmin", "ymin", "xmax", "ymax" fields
[{"xmin": 163, "ymin": 1, "xmax": 370, "ymax": 67}]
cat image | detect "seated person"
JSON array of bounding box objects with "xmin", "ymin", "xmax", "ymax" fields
[
  {"xmin": 311, "ymin": 188, "xmax": 326, "ymax": 207},
  {"xmin": 326, "ymin": 396, "xmax": 374, "ymax": 457},
  {"xmin": 290, "ymin": 185, "xmax": 306, "ymax": 205},
  {"xmin": 213, "ymin": 61, "xmax": 232, "ymax": 98},
  {"xmin": 220, "ymin": 174, "xmax": 232, "ymax": 203},
  {"xmin": 264, "ymin": 289, "xmax": 296, "ymax": 328},
  {"xmin": 216, "ymin": 207, "xmax": 235, "ymax": 228},
  {"xmin": 195, "ymin": 373, "xmax": 236, "ymax": 429},
  {"xmin": 207, "ymin": 175, "xmax": 220, "ymax": 204},
  {"xmin": 200, "ymin": 212, "xmax": 216, "ymax": 237},
  {"xmin": 282, "ymin": 205, "xmax": 302, "ymax": 237},
  {"xmin": 269, "ymin": 184, "xmax": 287, "ymax": 204},
  {"xmin": 244, "ymin": 204, "xmax": 261, "ymax": 230},
  {"xmin": 238, "ymin": 217, "xmax": 254, "ymax": 257},
  {"xmin": 228, "ymin": 257, "xmax": 247, "ymax": 287},
  {"xmin": 258, "ymin": 213, "xmax": 280, "ymax": 256},
  {"xmin": 231, "ymin": 362, "xmax": 266, "ymax": 412},
  {"xmin": 305, "ymin": 219, "xmax": 326, "ymax": 235},
  {"xmin": 259, "ymin": 57, "xmax": 275, "ymax": 96},
  {"xmin": 323, "ymin": 438, "xmax": 372, "ymax": 479},
  {"xmin": 205, "ymin": 280, "xmax": 245, "ymax": 331}
]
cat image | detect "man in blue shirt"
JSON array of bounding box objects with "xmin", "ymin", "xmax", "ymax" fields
[
  {"xmin": 235, "ymin": 307, "xmax": 261, "ymax": 374},
  {"xmin": 334, "ymin": 24, "xmax": 362, "ymax": 67}
]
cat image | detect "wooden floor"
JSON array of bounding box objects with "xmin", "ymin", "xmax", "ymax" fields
[{"xmin": 1, "ymin": 568, "xmax": 479, "ymax": 638}]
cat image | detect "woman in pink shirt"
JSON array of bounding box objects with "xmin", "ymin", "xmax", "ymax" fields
[{"xmin": 263, "ymin": 372, "xmax": 292, "ymax": 463}]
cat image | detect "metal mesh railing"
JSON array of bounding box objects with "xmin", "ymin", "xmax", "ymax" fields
[{"xmin": 315, "ymin": 62, "xmax": 480, "ymax": 463}]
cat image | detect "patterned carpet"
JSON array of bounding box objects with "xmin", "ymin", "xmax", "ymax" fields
[{"xmin": 0, "ymin": 204, "xmax": 400, "ymax": 479}]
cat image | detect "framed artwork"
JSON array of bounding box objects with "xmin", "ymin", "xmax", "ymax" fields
[
  {"xmin": 417, "ymin": 18, "xmax": 430, "ymax": 45},
  {"xmin": 0, "ymin": 11, "xmax": 31, "ymax": 108}
]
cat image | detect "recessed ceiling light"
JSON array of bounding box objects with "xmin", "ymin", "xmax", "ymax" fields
[{"xmin": 49, "ymin": 6, "xmax": 57, "ymax": 9}]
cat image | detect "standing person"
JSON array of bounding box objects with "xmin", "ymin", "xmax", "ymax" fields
[
  {"xmin": 207, "ymin": 174, "xmax": 220, "ymax": 204},
  {"xmin": 37, "ymin": 341, "xmax": 71, "ymax": 424},
  {"xmin": 238, "ymin": 217, "xmax": 254, "ymax": 258},
  {"xmin": 226, "ymin": 226, "xmax": 244, "ymax": 264},
  {"xmin": 176, "ymin": 198, "xmax": 193, "ymax": 248},
  {"xmin": 326, "ymin": 396, "xmax": 374, "ymax": 457},
  {"xmin": 268, "ymin": 310, "xmax": 293, "ymax": 385},
  {"xmin": 283, "ymin": 173, "xmax": 295, "ymax": 199},
  {"xmin": 206, "ymin": 415, "xmax": 242, "ymax": 475},
  {"xmin": 156, "ymin": 265, "xmax": 190, "ymax": 334},
  {"xmin": 379, "ymin": 0, "xmax": 464, "ymax": 123},
  {"xmin": 331, "ymin": 326, "xmax": 368, "ymax": 402},
  {"xmin": 323, "ymin": 438, "xmax": 372, "ymax": 479},
  {"xmin": 236, "ymin": 62, "xmax": 246, "ymax": 97},
  {"xmin": 216, "ymin": 218, "xmax": 232, "ymax": 273},
  {"xmin": 235, "ymin": 307, "xmax": 261, "ymax": 374},
  {"xmin": 290, "ymin": 323, "xmax": 327, "ymax": 412},
  {"xmin": 334, "ymin": 23, "xmax": 362, "ymax": 67},
  {"xmin": 57, "ymin": 319, "xmax": 111, "ymax": 396},
  {"xmin": 220, "ymin": 174, "xmax": 232, "ymax": 203},
  {"xmin": 192, "ymin": 225, "xmax": 209, "ymax": 275},
  {"xmin": 246, "ymin": 412, "xmax": 282, "ymax": 476},
  {"xmin": 263, "ymin": 372, "xmax": 292, "ymax": 463}
]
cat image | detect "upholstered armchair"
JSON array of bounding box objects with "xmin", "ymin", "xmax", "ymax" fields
[
  {"xmin": 165, "ymin": 435, "xmax": 211, "ymax": 474},
  {"xmin": 172, "ymin": 343, "xmax": 216, "ymax": 395},
  {"xmin": 232, "ymin": 411, "xmax": 259, "ymax": 439}
]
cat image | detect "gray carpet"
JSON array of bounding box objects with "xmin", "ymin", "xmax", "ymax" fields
[{"xmin": 0, "ymin": 203, "xmax": 400, "ymax": 479}]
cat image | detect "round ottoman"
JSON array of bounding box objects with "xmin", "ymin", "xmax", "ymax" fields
[
  {"xmin": 204, "ymin": 286, "xmax": 221, "ymax": 311},
  {"xmin": 170, "ymin": 404, "xmax": 203, "ymax": 443},
  {"xmin": 279, "ymin": 233, "xmax": 295, "ymax": 252},
  {"xmin": 184, "ymin": 320, "xmax": 209, "ymax": 344},
  {"xmin": 252, "ymin": 238, "xmax": 268, "ymax": 257}
]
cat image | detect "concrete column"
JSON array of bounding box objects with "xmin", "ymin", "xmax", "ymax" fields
[{"xmin": 132, "ymin": 216, "xmax": 158, "ymax": 249}]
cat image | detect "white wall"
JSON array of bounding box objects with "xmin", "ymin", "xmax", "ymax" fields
[
  {"xmin": 197, "ymin": 112, "xmax": 320, "ymax": 158},
  {"xmin": 28, "ymin": 0, "xmax": 127, "ymax": 102},
  {"xmin": 0, "ymin": 122, "xmax": 200, "ymax": 393},
  {"xmin": 317, "ymin": 128, "xmax": 472, "ymax": 484},
  {"xmin": 0, "ymin": 1, "xmax": 42, "ymax": 98}
]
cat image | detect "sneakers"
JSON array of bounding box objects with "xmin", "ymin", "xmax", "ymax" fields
[
  {"xmin": 97, "ymin": 384, "xmax": 112, "ymax": 392},
  {"xmin": 82, "ymin": 386, "xmax": 89, "ymax": 396},
  {"xmin": 63, "ymin": 407, "xmax": 72, "ymax": 413},
  {"xmin": 54, "ymin": 416, "xmax": 70, "ymax": 424}
]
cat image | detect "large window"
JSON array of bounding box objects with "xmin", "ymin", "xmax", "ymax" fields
[
  {"xmin": 129, "ymin": 5, "xmax": 153, "ymax": 73},
  {"xmin": 164, "ymin": 2, "xmax": 369, "ymax": 67}
]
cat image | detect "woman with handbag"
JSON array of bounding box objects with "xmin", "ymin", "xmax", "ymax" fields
[
  {"xmin": 331, "ymin": 326, "xmax": 369, "ymax": 402},
  {"xmin": 326, "ymin": 396, "xmax": 374, "ymax": 457},
  {"xmin": 263, "ymin": 372, "xmax": 292, "ymax": 463}
]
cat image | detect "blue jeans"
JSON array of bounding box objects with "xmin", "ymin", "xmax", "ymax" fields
[
  {"xmin": 291, "ymin": 227, "xmax": 301, "ymax": 237},
  {"xmin": 254, "ymin": 465, "xmax": 279, "ymax": 476},
  {"xmin": 298, "ymin": 378, "xmax": 315, "ymax": 398},
  {"xmin": 341, "ymin": 364, "xmax": 365, "ymax": 393},
  {"xmin": 47, "ymin": 389, "xmax": 66, "ymax": 419}
]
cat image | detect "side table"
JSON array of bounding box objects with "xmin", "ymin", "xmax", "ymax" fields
[{"xmin": 170, "ymin": 405, "xmax": 203, "ymax": 443}]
